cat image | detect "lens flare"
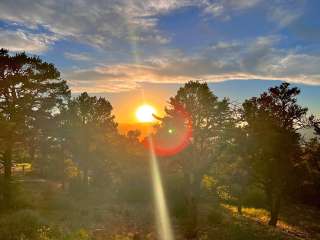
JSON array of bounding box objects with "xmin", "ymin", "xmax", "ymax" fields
[{"xmin": 144, "ymin": 104, "xmax": 193, "ymax": 157}]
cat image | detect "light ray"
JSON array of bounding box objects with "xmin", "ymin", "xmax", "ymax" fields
[
  {"xmin": 148, "ymin": 136, "xmax": 175, "ymax": 240},
  {"xmin": 124, "ymin": 3, "xmax": 175, "ymax": 238}
]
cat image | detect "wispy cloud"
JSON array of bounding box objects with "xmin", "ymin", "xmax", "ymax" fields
[
  {"xmin": 267, "ymin": 1, "xmax": 305, "ymax": 28},
  {"xmin": 0, "ymin": 0, "xmax": 184, "ymax": 49},
  {"xmin": 64, "ymin": 35, "xmax": 320, "ymax": 93},
  {"xmin": 201, "ymin": 0, "xmax": 261, "ymax": 20},
  {"xmin": 0, "ymin": 29, "xmax": 56, "ymax": 53},
  {"xmin": 0, "ymin": 0, "xmax": 271, "ymax": 50},
  {"xmin": 64, "ymin": 52, "xmax": 93, "ymax": 61},
  {"xmin": 0, "ymin": 0, "xmax": 315, "ymax": 93}
]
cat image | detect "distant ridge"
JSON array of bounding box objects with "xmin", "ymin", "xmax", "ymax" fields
[
  {"xmin": 118, "ymin": 123, "xmax": 317, "ymax": 141},
  {"xmin": 118, "ymin": 122, "xmax": 157, "ymax": 138}
]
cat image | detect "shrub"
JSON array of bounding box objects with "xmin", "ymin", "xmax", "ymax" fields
[
  {"xmin": 63, "ymin": 229, "xmax": 92, "ymax": 240},
  {"xmin": 68, "ymin": 177, "xmax": 87, "ymax": 198},
  {"xmin": 0, "ymin": 210, "xmax": 47, "ymax": 240},
  {"xmin": 116, "ymin": 176, "xmax": 151, "ymax": 204},
  {"xmin": 0, "ymin": 180, "xmax": 33, "ymax": 210},
  {"xmin": 226, "ymin": 224, "xmax": 257, "ymax": 240},
  {"xmin": 207, "ymin": 208, "xmax": 224, "ymax": 225},
  {"xmin": 242, "ymin": 187, "xmax": 266, "ymax": 208}
]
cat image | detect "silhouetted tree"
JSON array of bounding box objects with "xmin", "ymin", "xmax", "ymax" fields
[
  {"xmin": 216, "ymin": 125, "xmax": 251, "ymax": 215},
  {"xmin": 63, "ymin": 92, "xmax": 117, "ymax": 189},
  {"xmin": 242, "ymin": 82, "xmax": 307, "ymax": 226},
  {"xmin": 301, "ymin": 138, "xmax": 320, "ymax": 205},
  {"xmin": 309, "ymin": 115, "xmax": 320, "ymax": 136},
  {"xmin": 0, "ymin": 49, "xmax": 70, "ymax": 206},
  {"xmin": 154, "ymin": 81, "xmax": 233, "ymax": 238}
]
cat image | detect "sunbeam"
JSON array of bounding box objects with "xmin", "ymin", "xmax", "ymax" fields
[
  {"xmin": 148, "ymin": 136, "xmax": 175, "ymax": 240},
  {"xmin": 125, "ymin": 3, "xmax": 175, "ymax": 237}
]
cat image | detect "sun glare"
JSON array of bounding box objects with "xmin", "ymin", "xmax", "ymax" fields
[{"xmin": 136, "ymin": 104, "xmax": 156, "ymax": 123}]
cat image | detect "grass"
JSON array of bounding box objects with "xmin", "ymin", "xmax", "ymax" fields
[
  {"xmin": 1, "ymin": 177, "xmax": 320, "ymax": 239},
  {"xmin": 222, "ymin": 204, "xmax": 319, "ymax": 239}
]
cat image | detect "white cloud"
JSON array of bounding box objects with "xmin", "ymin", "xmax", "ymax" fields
[
  {"xmin": 64, "ymin": 35, "xmax": 320, "ymax": 93},
  {"xmin": 0, "ymin": 29, "xmax": 56, "ymax": 53},
  {"xmin": 0, "ymin": 0, "xmax": 269, "ymax": 50},
  {"xmin": 203, "ymin": 3, "xmax": 225, "ymax": 17},
  {"xmin": 0, "ymin": 0, "xmax": 314, "ymax": 91},
  {"xmin": 228, "ymin": 0, "xmax": 261, "ymax": 9},
  {"xmin": 0, "ymin": 0, "xmax": 188, "ymax": 49},
  {"xmin": 201, "ymin": 0, "xmax": 261, "ymax": 19}
]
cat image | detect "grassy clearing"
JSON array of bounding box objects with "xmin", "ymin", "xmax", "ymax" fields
[
  {"xmin": 222, "ymin": 204, "xmax": 320, "ymax": 240},
  {"xmin": 1, "ymin": 179, "xmax": 320, "ymax": 239}
]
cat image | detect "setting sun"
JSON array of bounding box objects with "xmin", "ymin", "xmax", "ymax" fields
[{"xmin": 136, "ymin": 104, "xmax": 157, "ymax": 123}]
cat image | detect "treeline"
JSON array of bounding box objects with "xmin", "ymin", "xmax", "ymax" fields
[{"xmin": 0, "ymin": 49, "xmax": 320, "ymax": 239}]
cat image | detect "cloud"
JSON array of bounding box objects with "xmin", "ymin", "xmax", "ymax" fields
[
  {"xmin": 267, "ymin": 1, "xmax": 305, "ymax": 28},
  {"xmin": 0, "ymin": 0, "xmax": 314, "ymax": 92},
  {"xmin": 0, "ymin": 0, "xmax": 188, "ymax": 49},
  {"xmin": 228, "ymin": 0, "xmax": 261, "ymax": 9},
  {"xmin": 64, "ymin": 35, "xmax": 320, "ymax": 93},
  {"xmin": 64, "ymin": 52, "xmax": 93, "ymax": 61},
  {"xmin": 201, "ymin": 0, "xmax": 261, "ymax": 19},
  {"xmin": 0, "ymin": 29, "xmax": 56, "ymax": 53},
  {"xmin": 0, "ymin": 0, "xmax": 269, "ymax": 50}
]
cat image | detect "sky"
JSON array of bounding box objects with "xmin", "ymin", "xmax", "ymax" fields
[{"xmin": 0, "ymin": 0, "xmax": 319, "ymax": 123}]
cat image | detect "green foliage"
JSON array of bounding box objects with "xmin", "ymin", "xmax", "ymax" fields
[
  {"xmin": 242, "ymin": 187, "xmax": 266, "ymax": 208},
  {"xmin": 68, "ymin": 177, "xmax": 88, "ymax": 198},
  {"xmin": 0, "ymin": 48, "xmax": 70, "ymax": 208},
  {"xmin": 226, "ymin": 224, "xmax": 257, "ymax": 240},
  {"xmin": 44, "ymin": 193, "xmax": 76, "ymax": 211},
  {"xmin": 207, "ymin": 208, "xmax": 224, "ymax": 225},
  {"xmin": 154, "ymin": 81, "xmax": 234, "ymax": 237},
  {"xmin": 117, "ymin": 175, "xmax": 151, "ymax": 204},
  {"xmin": 0, "ymin": 210, "xmax": 48, "ymax": 240},
  {"xmin": 242, "ymin": 82, "xmax": 308, "ymax": 225},
  {"xmin": 60, "ymin": 92, "xmax": 118, "ymax": 189},
  {"xmin": 0, "ymin": 210, "xmax": 92, "ymax": 240},
  {"xmin": 0, "ymin": 180, "xmax": 33, "ymax": 210},
  {"xmin": 63, "ymin": 229, "xmax": 92, "ymax": 240},
  {"xmin": 165, "ymin": 174, "xmax": 187, "ymax": 219}
]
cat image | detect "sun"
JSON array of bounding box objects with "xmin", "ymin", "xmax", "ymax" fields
[{"xmin": 136, "ymin": 104, "xmax": 157, "ymax": 123}]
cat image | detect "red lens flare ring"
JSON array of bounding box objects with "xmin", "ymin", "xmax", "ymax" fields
[{"xmin": 144, "ymin": 104, "xmax": 193, "ymax": 157}]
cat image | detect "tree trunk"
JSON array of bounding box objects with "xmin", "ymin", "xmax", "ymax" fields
[
  {"xmin": 83, "ymin": 167, "xmax": 89, "ymax": 190},
  {"xmin": 185, "ymin": 195, "xmax": 198, "ymax": 239},
  {"xmin": 237, "ymin": 186, "xmax": 244, "ymax": 215},
  {"xmin": 237, "ymin": 203, "xmax": 242, "ymax": 215},
  {"xmin": 3, "ymin": 144, "xmax": 13, "ymax": 208},
  {"xmin": 268, "ymin": 194, "xmax": 281, "ymax": 226},
  {"xmin": 184, "ymin": 172, "xmax": 201, "ymax": 239}
]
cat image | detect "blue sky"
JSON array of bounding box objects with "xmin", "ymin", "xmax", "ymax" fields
[{"xmin": 0, "ymin": 0, "xmax": 319, "ymax": 122}]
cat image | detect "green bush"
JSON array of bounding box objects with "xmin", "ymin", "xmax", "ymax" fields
[
  {"xmin": 68, "ymin": 177, "xmax": 87, "ymax": 198},
  {"xmin": 242, "ymin": 187, "xmax": 266, "ymax": 208},
  {"xmin": 63, "ymin": 229, "xmax": 92, "ymax": 240},
  {"xmin": 165, "ymin": 175, "xmax": 188, "ymax": 219},
  {"xmin": 0, "ymin": 210, "xmax": 48, "ymax": 240},
  {"xmin": 116, "ymin": 177, "xmax": 151, "ymax": 204},
  {"xmin": 226, "ymin": 224, "xmax": 257, "ymax": 240},
  {"xmin": 44, "ymin": 193, "xmax": 76, "ymax": 211},
  {"xmin": 207, "ymin": 208, "xmax": 224, "ymax": 225},
  {"xmin": 0, "ymin": 180, "xmax": 33, "ymax": 210}
]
